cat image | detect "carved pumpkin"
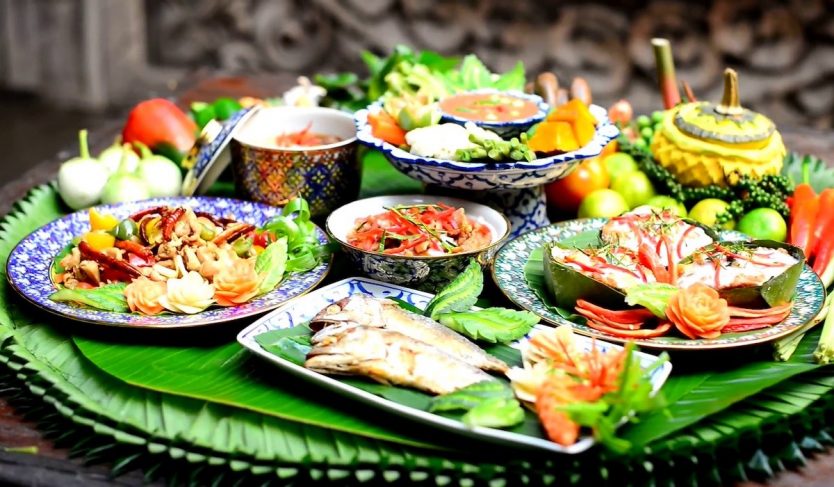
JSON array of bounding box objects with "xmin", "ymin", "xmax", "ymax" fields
[{"xmin": 651, "ymin": 69, "xmax": 786, "ymax": 187}]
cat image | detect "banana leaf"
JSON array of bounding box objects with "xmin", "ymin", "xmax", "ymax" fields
[{"xmin": 714, "ymin": 240, "xmax": 804, "ymax": 307}]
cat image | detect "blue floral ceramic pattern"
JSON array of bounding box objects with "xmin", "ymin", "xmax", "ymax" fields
[
  {"xmin": 6, "ymin": 197, "xmax": 330, "ymax": 328},
  {"xmin": 492, "ymin": 219, "xmax": 826, "ymax": 350},
  {"xmin": 439, "ymin": 89, "xmax": 548, "ymax": 138},
  {"xmin": 355, "ymin": 101, "xmax": 619, "ymax": 184},
  {"xmin": 237, "ymin": 277, "xmax": 672, "ymax": 454}
]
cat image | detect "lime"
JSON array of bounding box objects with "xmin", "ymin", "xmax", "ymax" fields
[
  {"xmin": 603, "ymin": 153, "xmax": 638, "ymax": 181},
  {"xmin": 610, "ymin": 171, "xmax": 656, "ymax": 209},
  {"xmin": 737, "ymin": 208, "xmax": 787, "ymax": 242},
  {"xmin": 578, "ymin": 189, "xmax": 629, "ymax": 218},
  {"xmin": 689, "ymin": 199, "xmax": 734, "ymax": 229},
  {"xmin": 642, "ymin": 195, "xmax": 687, "ymax": 217}
]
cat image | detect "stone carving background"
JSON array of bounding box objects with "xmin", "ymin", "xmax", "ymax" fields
[{"xmin": 146, "ymin": 0, "xmax": 834, "ymax": 128}]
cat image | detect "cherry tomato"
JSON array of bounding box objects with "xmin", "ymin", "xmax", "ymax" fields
[{"xmin": 545, "ymin": 157, "xmax": 610, "ymax": 213}]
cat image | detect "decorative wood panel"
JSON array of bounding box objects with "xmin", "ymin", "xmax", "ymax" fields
[{"xmin": 145, "ymin": 0, "xmax": 834, "ymax": 128}]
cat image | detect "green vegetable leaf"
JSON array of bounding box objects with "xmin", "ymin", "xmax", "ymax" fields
[
  {"xmin": 49, "ymin": 283, "xmax": 128, "ymax": 312},
  {"xmin": 438, "ymin": 308, "xmax": 539, "ymax": 344},
  {"xmin": 423, "ymin": 259, "xmax": 483, "ymax": 319},
  {"xmin": 416, "ymin": 51, "xmax": 460, "ymax": 73},
  {"xmin": 493, "ymin": 61, "xmax": 526, "ymax": 91},
  {"xmin": 457, "ymin": 55, "xmax": 492, "ymax": 90},
  {"xmin": 625, "ymin": 283, "xmax": 679, "ymax": 318},
  {"xmin": 254, "ymin": 325, "xmax": 312, "ymax": 366},
  {"xmin": 313, "ymin": 72, "xmax": 359, "ymax": 90},
  {"xmin": 255, "ymin": 237, "xmax": 288, "ymax": 294},
  {"xmin": 429, "ymin": 380, "xmax": 513, "ymax": 413},
  {"xmin": 781, "ymin": 153, "xmax": 834, "ymax": 193},
  {"xmin": 463, "ymin": 398, "xmax": 526, "ymax": 429},
  {"xmin": 261, "ymin": 197, "xmax": 329, "ymax": 274}
]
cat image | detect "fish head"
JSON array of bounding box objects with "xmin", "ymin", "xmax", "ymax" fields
[
  {"xmin": 309, "ymin": 295, "xmax": 387, "ymax": 331},
  {"xmin": 305, "ymin": 325, "xmax": 389, "ymax": 372}
]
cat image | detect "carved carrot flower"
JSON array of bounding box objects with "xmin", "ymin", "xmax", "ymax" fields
[
  {"xmin": 124, "ymin": 277, "xmax": 167, "ymax": 315},
  {"xmin": 213, "ymin": 258, "xmax": 261, "ymax": 306},
  {"xmin": 666, "ymin": 283, "xmax": 730, "ymax": 339}
]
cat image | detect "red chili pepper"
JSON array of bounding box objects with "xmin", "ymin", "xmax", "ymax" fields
[
  {"xmin": 213, "ymin": 223, "xmax": 255, "ymax": 245},
  {"xmin": 585, "ymin": 320, "xmax": 672, "ymax": 338},
  {"xmin": 576, "ymin": 299, "xmax": 655, "ymax": 324},
  {"xmin": 253, "ymin": 230, "xmax": 276, "ymax": 248},
  {"xmin": 129, "ymin": 206, "xmax": 166, "ymax": 222},
  {"xmin": 122, "ymin": 99, "xmax": 197, "ymax": 158},
  {"xmin": 810, "ymin": 189, "xmax": 834, "ymax": 262},
  {"xmin": 115, "ymin": 240, "xmax": 154, "ymax": 260},
  {"xmin": 789, "ymin": 183, "xmax": 819, "ymax": 256},
  {"xmin": 812, "ymin": 208, "xmax": 834, "ymax": 277},
  {"xmin": 727, "ymin": 302, "xmax": 793, "ymax": 318},
  {"xmin": 161, "ymin": 208, "xmax": 185, "ymax": 240},
  {"xmin": 78, "ymin": 241, "xmax": 142, "ymax": 280}
]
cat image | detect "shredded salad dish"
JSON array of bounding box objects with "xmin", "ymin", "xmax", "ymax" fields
[{"xmin": 347, "ymin": 203, "xmax": 493, "ymax": 256}]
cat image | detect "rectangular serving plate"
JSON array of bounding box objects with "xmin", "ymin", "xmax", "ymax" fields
[{"xmin": 237, "ymin": 277, "xmax": 672, "ymax": 454}]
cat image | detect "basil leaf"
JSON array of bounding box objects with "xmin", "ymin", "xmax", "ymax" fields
[
  {"xmin": 256, "ymin": 237, "xmax": 288, "ymax": 294},
  {"xmin": 625, "ymin": 283, "xmax": 678, "ymax": 318},
  {"xmin": 423, "ymin": 259, "xmax": 482, "ymax": 319},
  {"xmin": 49, "ymin": 283, "xmax": 129, "ymax": 312},
  {"xmin": 438, "ymin": 308, "xmax": 539, "ymax": 344}
]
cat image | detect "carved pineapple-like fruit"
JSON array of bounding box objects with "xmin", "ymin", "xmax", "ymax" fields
[{"xmin": 650, "ymin": 69, "xmax": 786, "ymax": 187}]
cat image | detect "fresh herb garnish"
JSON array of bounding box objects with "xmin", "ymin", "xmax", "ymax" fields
[
  {"xmin": 438, "ymin": 308, "xmax": 539, "ymax": 344},
  {"xmin": 423, "ymin": 259, "xmax": 483, "ymax": 319}
]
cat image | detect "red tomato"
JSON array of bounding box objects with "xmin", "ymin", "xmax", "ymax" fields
[{"xmin": 545, "ymin": 157, "xmax": 610, "ymax": 213}]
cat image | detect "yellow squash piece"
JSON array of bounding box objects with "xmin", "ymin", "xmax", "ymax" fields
[
  {"xmin": 83, "ymin": 230, "xmax": 116, "ymax": 252},
  {"xmin": 651, "ymin": 69, "xmax": 786, "ymax": 187},
  {"xmin": 89, "ymin": 208, "xmax": 119, "ymax": 231}
]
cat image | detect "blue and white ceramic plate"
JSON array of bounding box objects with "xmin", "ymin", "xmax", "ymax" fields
[
  {"xmin": 237, "ymin": 277, "xmax": 672, "ymax": 454},
  {"xmin": 6, "ymin": 197, "xmax": 331, "ymax": 328},
  {"xmin": 354, "ymin": 100, "xmax": 619, "ymax": 191},
  {"xmin": 492, "ymin": 218, "xmax": 826, "ymax": 350}
]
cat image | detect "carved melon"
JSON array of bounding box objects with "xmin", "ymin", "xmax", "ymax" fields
[{"xmin": 651, "ymin": 69, "xmax": 786, "ymax": 187}]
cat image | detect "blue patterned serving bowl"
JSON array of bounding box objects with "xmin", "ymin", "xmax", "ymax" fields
[
  {"xmin": 354, "ymin": 101, "xmax": 619, "ymax": 191},
  {"xmin": 438, "ymin": 89, "xmax": 548, "ymax": 138},
  {"xmin": 232, "ymin": 106, "xmax": 360, "ymax": 219},
  {"xmin": 326, "ymin": 195, "xmax": 510, "ymax": 291}
]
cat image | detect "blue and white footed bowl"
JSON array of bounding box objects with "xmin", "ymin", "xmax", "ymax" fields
[
  {"xmin": 439, "ymin": 89, "xmax": 548, "ymax": 138},
  {"xmin": 327, "ymin": 195, "xmax": 510, "ymax": 292},
  {"xmin": 355, "ymin": 100, "xmax": 620, "ymax": 191}
]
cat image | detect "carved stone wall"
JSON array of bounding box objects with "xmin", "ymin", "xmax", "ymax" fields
[{"xmin": 145, "ymin": 0, "xmax": 834, "ymax": 128}]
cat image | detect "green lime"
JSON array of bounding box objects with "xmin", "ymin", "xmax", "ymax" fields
[
  {"xmin": 610, "ymin": 171, "xmax": 656, "ymax": 209},
  {"xmin": 737, "ymin": 208, "xmax": 787, "ymax": 242},
  {"xmin": 603, "ymin": 153, "xmax": 638, "ymax": 181},
  {"xmin": 643, "ymin": 195, "xmax": 687, "ymax": 217},
  {"xmin": 578, "ymin": 189, "xmax": 629, "ymax": 218},
  {"xmin": 689, "ymin": 198, "xmax": 734, "ymax": 229}
]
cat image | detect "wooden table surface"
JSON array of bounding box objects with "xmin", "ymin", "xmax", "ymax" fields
[{"xmin": 0, "ymin": 75, "xmax": 833, "ymax": 486}]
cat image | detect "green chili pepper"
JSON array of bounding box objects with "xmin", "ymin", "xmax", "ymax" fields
[{"xmin": 199, "ymin": 224, "xmax": 216, "ymax": 241}]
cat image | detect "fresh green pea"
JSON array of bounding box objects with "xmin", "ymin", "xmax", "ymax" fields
[
  {"xmin": 633, "ymin": 138, "xmax": 647, "ymax": 149},
  {"xmin": 636, "ymin": 115, "xmax": 651, "ymax": 128},
  {"xmin": 640, "ymin": 127, "xmax": 654, "ymax": 140}
]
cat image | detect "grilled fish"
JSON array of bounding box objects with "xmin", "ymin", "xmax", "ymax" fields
[
  {"xmin": 306, "ymin": 323, "xmax": 495, "ymax": 395},
  {"xmin": 310, "ymin": 295, "xmax": 508, "ymax": 373}
]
